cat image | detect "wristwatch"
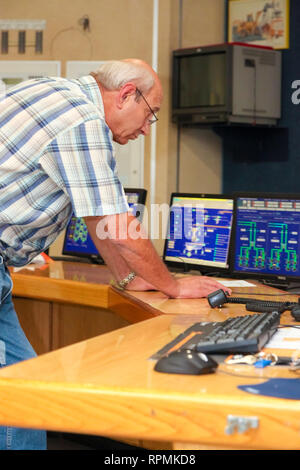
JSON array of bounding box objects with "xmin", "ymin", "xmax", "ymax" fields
[{"xmin": 117, "ymin": 271, "xmax": 136, "ymax": 290}]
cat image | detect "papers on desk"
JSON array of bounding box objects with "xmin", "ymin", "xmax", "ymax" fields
[
  {"xmin": 12, "ymin": 252, "xmax": 53, "ymax": 272},
  {"xmin": 265, "ymin": 327, "xmax": 300, "ymax": 350},
  {"xmin": 219, "ymin": 280, "xmax": 256, "ymax": 287},
  {"xmin": 13, "ymin": 266, "xmax": 36, "ymax": 272}
]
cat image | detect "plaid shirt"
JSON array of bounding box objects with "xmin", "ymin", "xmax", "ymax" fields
[{"xmin": 0, "ymin": 75, "xmax": 128, "ymax": 266}]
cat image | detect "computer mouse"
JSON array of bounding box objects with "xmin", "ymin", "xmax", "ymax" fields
[{"xmin": 154, "ymin": 349, "xmax": 218, "ymax": 375}]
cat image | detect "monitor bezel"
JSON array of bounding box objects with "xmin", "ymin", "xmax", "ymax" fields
[
  {"xmin": 61, "ymin": 211, "xmax": 104, "ymax": 262},
  {"xmin": 162, "ymin": 192, "xmax": 234, "ymax": 274},
  {"xmin": 124, "ymin": 187, "xmax": 147, "ymax": 221},
  {"xmin": 62, "ymin": 187, "xmax": 147, "ymax": 263},
  {"xmin": 172, "ymin": 44, "xmax": 233, "ymax": 124},
  {"xmin": 230, "ymin": 192, "xmax": 300, "ymax": 284}
]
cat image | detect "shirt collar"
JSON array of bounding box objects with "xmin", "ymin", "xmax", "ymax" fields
[{"xmin": 74, "ymin": 75, "xmax": 105, "ymax": 115}]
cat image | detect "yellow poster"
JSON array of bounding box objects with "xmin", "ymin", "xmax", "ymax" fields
[{"xmin": 228, "ymin": 0, "xmax": 289, "ymax": 49}]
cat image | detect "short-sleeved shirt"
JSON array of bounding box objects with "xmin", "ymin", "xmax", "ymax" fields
[{"xmin": 0, "ymin": 75, "xmax": 129, "ymax": 266}]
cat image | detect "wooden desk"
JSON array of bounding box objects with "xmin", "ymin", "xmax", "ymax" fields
[
  {"xmin": 10, "ymin": 261, "xmax": 299, "ymax": 353},
  {"xmin": 7, "ymin": 262, "xmax": 300, "ymax": 449},
  {"xmin": 0, "ymin": 309, "xmax": 299, "ymax": 450},
  {"xmin": 10, "ymin": 261, "xmax": 181, "ymax": 354},
  {"xmin": 10, "ymin": 261, "xmax": 113, "ymax": 307},
  {"xmin": 10, "ymin": 262, "xmax": 129, "ymax": 354}
]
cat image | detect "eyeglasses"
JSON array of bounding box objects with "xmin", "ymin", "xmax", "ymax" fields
[{"xmin": 136, "ymin": 88, "xmax": 158, "ymax": 125}]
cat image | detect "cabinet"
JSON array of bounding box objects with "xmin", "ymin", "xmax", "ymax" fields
[{"xmin": 14, "ymin": 297, "xmax": 129, "ymax": 355}]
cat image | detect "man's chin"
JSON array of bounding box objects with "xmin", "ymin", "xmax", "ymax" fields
[
  {"xmin": 113, "ymin": 135, "xmax": 138, "ymax": 145},
  {"xmin": 113, "ymin": 137, "xmax": 127, "ymax": 145}
]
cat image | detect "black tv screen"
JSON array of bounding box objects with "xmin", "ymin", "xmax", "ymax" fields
[{"xmin": 178, "ymin": 52, "xmax": 226, "ymax": 108}]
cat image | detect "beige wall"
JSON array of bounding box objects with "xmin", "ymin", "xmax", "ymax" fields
[
  {"xmin": 0, "ymin": 0, "xmax": 153, "ymax": 64},
  {"xmin": 177, "ymin": 0, "xmax": 225, "ymax": 195},
  {"xmin": 0, "ymin": 0, "xmax": 224, "ymax": 255}
]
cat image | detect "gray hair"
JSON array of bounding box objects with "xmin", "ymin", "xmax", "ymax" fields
[{"xmin": 93, "ymin": 60, "xmax": 155, "ymax": 95}]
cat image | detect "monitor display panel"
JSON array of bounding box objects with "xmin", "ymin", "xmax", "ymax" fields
[
  {"xmin": 178, "ymin": 52, "xmax": 226, "ymax": 108},
  {"xmin": 163, "ymin": 193, "xmax": 234, "ymax": 273},
  {"xmin": 62, "ymin": 188, "xmax": 147, "ymax": 263},
  {"xmin": 172, "ymin": 44, "xmax": 231, "ymax": 125},
  {"xmin": 232, "ymin": 193, "xmax": 300, "ymax": 287}
]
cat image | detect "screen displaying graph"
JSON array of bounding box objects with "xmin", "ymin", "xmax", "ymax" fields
[{"xmin": 233, "ymin": 195, "xmax": 300, "ymax": 277}]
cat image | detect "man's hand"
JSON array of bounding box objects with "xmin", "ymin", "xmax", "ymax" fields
[
  {"xmin": 173, "ymin": 276, "xmax": 231, "ymax": 299},
  {"xmin": 85, "ymin": 215, "xmax": 231, "ymax": 299},
  {"xmin": 126, "ymin": 275, "xmax": 231, "ymax": 299}
]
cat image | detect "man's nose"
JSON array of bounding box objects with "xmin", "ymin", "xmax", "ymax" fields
[{"xmin": 140, "ymin": 121, "xmax": 151, "ymax": 136}]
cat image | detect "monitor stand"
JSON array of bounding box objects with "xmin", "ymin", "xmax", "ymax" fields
[
  {"xmin": 51, "ymin": 256, "xmax": 104, "ymax": 265},
  {"xmin": 168, "ymin": 265, "xmax": 190, "ymax": 274},
  {"xmin": 261, "ymin": 278, "xmax": 300, "ymax": 294}
]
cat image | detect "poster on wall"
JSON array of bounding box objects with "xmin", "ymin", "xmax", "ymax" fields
[
  {"xmin": 228, "ymin": 0, "xmax": 289, "ymax": 49},
  {"xmin": 0, "ymin": 61, "xmax": 61, "ymax": 93}
]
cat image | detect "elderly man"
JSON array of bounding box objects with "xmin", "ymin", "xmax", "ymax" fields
[{"xmin": 0, "ymin": 59, "xmax": 225, "ymax": 449}]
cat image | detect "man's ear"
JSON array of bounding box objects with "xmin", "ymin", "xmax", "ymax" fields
[{"xmin": 116, "ymin": 82, "xmax": 136, "ymax": 109}]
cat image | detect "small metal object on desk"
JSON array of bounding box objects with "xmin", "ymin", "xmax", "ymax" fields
[
  {"xmin": 226, "ymin": 354, "xmax": 257, "ymax": 365},
  {"xmin": 226, "ymin": 352, "xmax": 279, "ymax": 367},
  {"xmin": 289, "ymin": 351, "xmax": 300, "ymax": 371}
]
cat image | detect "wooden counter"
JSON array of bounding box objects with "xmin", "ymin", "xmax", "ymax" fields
[
  {"xmin": 7, "ymin": 261, "xmax": 300, "ymax": 449},
  {"xmin": 10, "ymin": 261, "xmax": 299, "ymax": 354},
  {"xmin": 10, "ymin": 261, "xmax": 113, "ymax": 307},
  {"xmin": 9, "ymin": 262, "xmax": 128, "ymax": 354},
  {"xmin": 0, "ymin": 310, "xmax": 299, "ymax": 450}
]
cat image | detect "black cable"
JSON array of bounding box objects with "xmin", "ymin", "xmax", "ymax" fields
[
  {"xmin": 173, "ymin": 257, "xmax": 190, "ymax": 273},
  {"xmin": 208, "ymin": 289, "xmax": 300, "ymax": 316},
  {"xmin": 245, "ymin": 302, "xmax": 291, "ymax": 313},
  {"xmin": 49, "ymin": 26, "xmax": 93, "ymax": 59},
  {"xmin": 233, "ymin": 291, "xmax": 299, "ymax": 297}
]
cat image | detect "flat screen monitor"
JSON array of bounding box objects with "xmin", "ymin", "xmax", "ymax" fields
[
  {"xmin": 163, "ymin": 193, "xmax": 234, "ymax": 273},
  {"xmin": 231, "ymin": 193, "xmax": 300, "ymax": 289},
  {"xmin": 62, "ymin": 188, "xmax": 147, "ymax": 263}
]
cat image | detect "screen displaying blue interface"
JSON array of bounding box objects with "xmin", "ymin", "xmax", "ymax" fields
[
  {"xmin": 233, "ymin": 196, "xmax": 300, "ymax": 278},
  {"xmin": 163, "ymin": 195, "xmax": 234, "ymax": 270},
  {"xmin": 63, "ymin": 191, "xmax": 145, "ymax": 259}
]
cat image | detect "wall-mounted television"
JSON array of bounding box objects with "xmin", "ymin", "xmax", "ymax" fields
[{"xmin": 172, "ymin": 43, "xmax": 281, "ymax": 126}]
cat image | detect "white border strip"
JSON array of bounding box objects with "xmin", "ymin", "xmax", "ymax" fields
[{"xmin": 0, "ymin": 20, "xmax": 46, "ymax": 30}]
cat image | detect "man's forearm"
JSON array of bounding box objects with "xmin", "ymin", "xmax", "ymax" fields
[
  {"xmin": 84, "ymin": 214, "xmax": 179, "ymax": 297},
  {"xmin": 84, "ymin": 216, "xmax": 131, "ymax": 283},
  {"xmin": 113, "ymin": 234, "xmax": 179, "ymax": 296}
]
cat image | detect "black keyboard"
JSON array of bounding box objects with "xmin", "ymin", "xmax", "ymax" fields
[{"xmin": 181, "ymin": 311, "xmax": 281, "ymax": 354}]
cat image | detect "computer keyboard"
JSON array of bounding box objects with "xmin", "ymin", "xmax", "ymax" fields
[{"xmin": 181, "ymin": 311, "xmax": 281, "ymax": 354}]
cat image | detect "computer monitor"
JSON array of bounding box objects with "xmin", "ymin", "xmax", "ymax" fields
[
  {"xmin": 62, "ymin": 188, "xmax": 147, "ymax": 263},
  {"xmin": 163, "ymin": 193, "xmax": 234, "ymax": 274},
  {"xmin": 231, "ymin": 193, "xmax": 300, "ymax": 289}
]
